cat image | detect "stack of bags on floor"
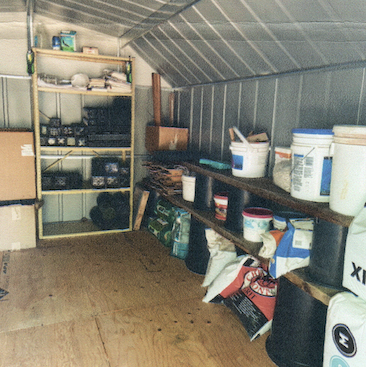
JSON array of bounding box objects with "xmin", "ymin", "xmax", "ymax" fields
[
  {"xmin": 147, "ymin": 199, "xmax": 191, "ymax": 259},
  {"xmin": 202, "ymin": 229, "xmax": 278, "ymax": 341}
]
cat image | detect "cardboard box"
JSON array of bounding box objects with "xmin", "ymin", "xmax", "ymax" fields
[
  {"xmin": 60, "ymin": 31, "xmax": 76, "ymax": 52},
  {"xmin": 82, "ymin": 46, "xmax": 99, "ymax": 55},
  {"xmin": 0, "ymin": 131, "xmax": 36, "ymax": 201},
  {"xmin": 145, "ymin": 126, "xmax": 188, "ymax": 152},
  {"xmin": 0, "ymin": 204, "xmax": 36, "ymax": 251}
]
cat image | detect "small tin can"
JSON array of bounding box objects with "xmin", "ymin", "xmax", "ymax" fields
[{"xmin": 52, "ymin": 36, "xmax": 61, "ymax": 50}]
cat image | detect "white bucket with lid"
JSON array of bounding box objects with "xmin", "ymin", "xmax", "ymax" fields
[
  {"xmin": 290, "ymin": 128, "xmax": 334, "ymax": 202},
  {"xmin": 229, "ymin": 141, "xmax": 269, "ymax": 178},
  {"xmin": 182, "ymin": 175, "xmax": 196, "ymax": 202},
  {"xmin": 242, "ymin": 207, "xmax": 273, "ymax": 242},
  {"xmin": 329, "ymin": 125, "xmax": 366, "ymax": 216}
]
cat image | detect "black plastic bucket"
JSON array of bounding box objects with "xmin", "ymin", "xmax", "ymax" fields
[
  {"xmin": 193, "ymin": 173, "xmax": 214, "ymax": 211},
  {"xmin": 185, "ymin": 216, "xmax": 210, "ymax": 275},
  {"xmin": 224, "ymin": 187, "xmax": 270, "ymax": 233},
  {"xmin": 308, "ymin": 219, "xmax": 348, "ymax": 289},
  {"xmin": 193, "ymin": 173, "xmax": 221, "ymax": 211},
  {"xmin": 266, "ymin": 277, "xmax": 327, "ymax": 367}
]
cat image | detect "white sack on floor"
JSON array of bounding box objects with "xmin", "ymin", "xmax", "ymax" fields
[{"xmin": 202, "ymin": 228, "xmax": 237, "ymax": 287}]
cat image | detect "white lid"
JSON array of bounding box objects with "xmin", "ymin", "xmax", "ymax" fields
[{"xmin": 333, "ymin": 125, "xmax": 366, "ymax": 138}]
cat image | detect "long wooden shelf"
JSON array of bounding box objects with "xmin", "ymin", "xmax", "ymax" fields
[
  {"xmin": 146, "ymin": 161, "xmax": 350, "ymax": 306},
  {"xmin": 38, "ymin": 86, "xmax": 132, "ymax": 97},
  {"xmin": 42, "ymin": 187, "xmax": 131, "ymax": 195},
  {"xmin": 183, "ymin": 161, "xmax": 354, "ymax": 227},
  {"xmin": 161, "ymin": 193, "xmax": 339, "ymax": 306}
]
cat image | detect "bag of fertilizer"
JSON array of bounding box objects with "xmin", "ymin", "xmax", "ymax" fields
[
  {"xmin": 202, "ymin": 255, "xmax": 262, "ymax": 303},
  {"xmin": 224, "ymin": 274, "xmax": 278, "ymax": 341}
]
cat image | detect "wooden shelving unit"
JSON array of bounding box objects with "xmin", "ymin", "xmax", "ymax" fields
[
  {"xmin": 149, "ymin": 161, "xmax": 352, "ymax": 305},
  {"xmin": 32, "ymin": 48, "xmax": 135, "ymax": 239}
]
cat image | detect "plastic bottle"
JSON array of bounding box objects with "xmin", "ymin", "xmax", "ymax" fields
[{"xmin": 34, "ymin": 22, "xmax": 48, "ymax": 48}]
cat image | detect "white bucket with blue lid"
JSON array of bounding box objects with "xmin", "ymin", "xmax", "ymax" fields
[{"xmin": 291, "ymin": 128, "xmax": 334, "ymax": 202}]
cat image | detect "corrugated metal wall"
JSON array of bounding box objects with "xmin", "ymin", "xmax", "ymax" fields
[
  {"xmin": 0, "ymin": 76, "xmax": 32, "ymax": 129},
  {"xmin": 175, "ymin": 65, "xmax": 366, "ymax": 172}
]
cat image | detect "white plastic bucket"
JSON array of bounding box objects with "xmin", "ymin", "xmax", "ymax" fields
[
  {"xmin": 182, "ymin": 175, "xmax": 196, "ymax": 202},
  {"xmin": 230, "ymin": 141, "xmax": 269, "ymax": 178},
  {"xmin": 329, "ymin": 125, "xmax": 366, "ymax": 216},
  {"xmin": 290, "ymin": 129, "xmax": 334, "ymax": 202},
  {"xmin": 242, "ymin": 207, "xmax": 273, "ymax": 242}
]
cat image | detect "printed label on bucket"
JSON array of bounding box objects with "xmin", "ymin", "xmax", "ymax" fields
[
  {"xmin": 232, "ymin": 154, "xmax": 243, "ymax": 170},
  {"xmin": 320, "ymin": 156, "xmax": 332, "ymax": 196},
  {"xmin": 292, "ymin": 153, "xmax": 310, "ymax": 192}
]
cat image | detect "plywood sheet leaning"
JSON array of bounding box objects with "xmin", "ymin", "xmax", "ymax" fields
[{"xmin": 133, "ymin": 187, "xmax": 150, "ymax": 230}]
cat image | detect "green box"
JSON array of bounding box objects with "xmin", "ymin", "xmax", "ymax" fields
[{"xmin": 60, "ymin": 31, "xmax": 76, "ymax": 52}]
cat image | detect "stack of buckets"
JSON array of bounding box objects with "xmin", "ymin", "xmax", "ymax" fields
[
  {"xmin": 330, "ymin": 125, "xmax": 366, "ymax": 216},
  {"xmin": 267, "ymin": 126, "xmax": 366, "ymax": 367},
  {"xmin": 289, "ymin": 125, "xmax": 366, "ymax": 215},
  {"xmin": 229, "ymin": 132, "xmax": 274, "ymax": 242}
]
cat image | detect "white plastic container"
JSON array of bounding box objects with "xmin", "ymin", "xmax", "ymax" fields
[
  {"xmin": 230, "ymin": 141, "xmax": 269, "ymax": 178},
  {"xmin": 182, "ymin": 175, "xmax": 196, "ymax": 202},
  {"xmin": 329, "ymin": 125, "xmax": 366, "ymax": 216},
  {"xmin": 290, "ymin": 129, "xmax": 334, "ymax": 202},
  {"xmin": 242, "ymin": 207, "xmax": 273, "ymax": 242}
]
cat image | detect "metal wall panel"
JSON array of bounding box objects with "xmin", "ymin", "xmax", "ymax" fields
[
  {"xmin": 176, "ymin": 66, "xmax": 366, "ymax": 173},
  {"xmin": 0, "ymin": 77, "xmax": 31, "ymax": 129}
]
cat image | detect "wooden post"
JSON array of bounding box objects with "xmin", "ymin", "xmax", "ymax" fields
[{"xmin": 152, "ymin": 73, "xmax": 161, "ymax": 126}]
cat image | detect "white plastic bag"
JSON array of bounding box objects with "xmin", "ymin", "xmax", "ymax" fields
[
  {"xmin": 202, "ymin": 229, "xmax": 237, "ymax": 287},
  {"xmin": 343, "ymin": 207, "xmax": 366, "ymax": 299},
  {"xmin": 269, "ymin": 219, "xmax": 314, "ymax": 278}
]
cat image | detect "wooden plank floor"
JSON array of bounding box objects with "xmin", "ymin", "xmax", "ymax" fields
[{"xmin": 0, "ymin": 230, "xmax": 277, "ymax": 367}]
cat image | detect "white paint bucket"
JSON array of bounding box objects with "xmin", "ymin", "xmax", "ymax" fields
[
  {"xmin": 290, "ymin": 129, "xmax": 334, "ymax": 202},
  {"xmin": 329, "ymin": 125, "xmax": 366, "ymax": 216},
  {"xmin": 242, "ymin": 207, "xmax": 273, "ymax": 242},
  {"xmin": 182, "ymin": 175, "xmax": 196, "ymax": 202},
  {"xmin": 229, "ymin": 141, "xmax": 269, "ymax": 178}
]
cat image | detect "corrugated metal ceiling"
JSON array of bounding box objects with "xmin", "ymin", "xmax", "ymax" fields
[
  {"xmin": 32, "ymin": 0, "xmax": 199, "ymax": 45},
  {"xmin": 130, "ymin": 0, "xmax": 366, "ymax": 87},
  {"xmin": 5, "ymin": 0, "xmax": 366, "ymax": 88}
]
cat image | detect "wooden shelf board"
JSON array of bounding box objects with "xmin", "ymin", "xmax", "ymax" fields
[
  {"xmin": 40, "ymin": 146, "xmax": 132, "ymax": 152},
  {"xmin": 183, "ymin": 162, "xmax": 353, "ymax": 228},
  {"xmin": 42, "ymin": 187, "xmax": 131, "ymax": 195},
  {"xmin": 33, "ymin": 48, "xmax": 132, "ymax": 63},
  {"xmin": 37, "ymin": 86, "xmax": 132, "ymax": 97},
  {"xmin": 41, "ymin": 220, "xmax": 130, "ymax": 239},
  {"xmin": 152, "ymin": 184, "xmax": 341, "ymax": 306}
]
